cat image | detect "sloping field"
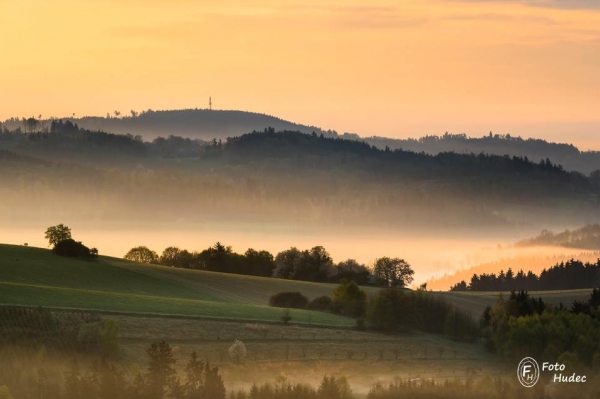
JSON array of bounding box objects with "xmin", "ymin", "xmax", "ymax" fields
[{"xmin": 0, "ymin": 244, "xmax": 362, "ymax": 326}]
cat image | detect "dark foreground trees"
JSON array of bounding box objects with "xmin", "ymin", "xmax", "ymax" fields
[
  {"xmin": 269, "ymin": 292, "xmax": 309, "ymax": 309},
  {"xmin": 63, "ymin": 340, "xmax": 226, "ymax": 399}
]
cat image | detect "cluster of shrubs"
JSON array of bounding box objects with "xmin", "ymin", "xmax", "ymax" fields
[
  {"xmin": 45, "ymin": 224, "xmax": 98, "ymax": 260},
  {"xmin": 0, "ymin": 307, "xmax": 119, "ymax": 357},
  {"xmin": 269, "ymin": 282, "xmax": 477, "ymax": 341},
  {"xmin": 53, "ymin": 239, "xmax": 98, "ymax": 260},
  {"xmin": 268, "ymin": 280, "xmax": 365, "ymax": 318}
]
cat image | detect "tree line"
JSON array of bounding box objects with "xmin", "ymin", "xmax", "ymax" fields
[
  {"xmin": 450, "ymin": 259, "xmax": 600, "ymax": 291},
  {"xmin": 125, "ymin": 243, "xmax": 414, "ymax": 287}
]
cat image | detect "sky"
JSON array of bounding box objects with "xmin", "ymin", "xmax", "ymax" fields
[{"xmin": 1, "ymin": 0, "xmax": 599, "ymax": 148}]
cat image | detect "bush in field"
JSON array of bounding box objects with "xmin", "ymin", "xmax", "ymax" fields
[
  {"xmin": 124, "ymin": 246, "xmax": 159, "ymax": 264},
  {"xmin": 228, "ymin": 339, "xmax": 247, "ymax": 363},
  {"xmin": 269, "ymin": 292, "xmax": 309, "ymax": 309},
  {"xmin": 308, "ymin": 296, "xmax": 332, "ymax": 311},
  {"xmin": 331, "ymin": 280, "xmax": 367, "ymax": 317},
  {"xmin": 53, "ymin": 239, "xmax": 97, "ymax": 260}
]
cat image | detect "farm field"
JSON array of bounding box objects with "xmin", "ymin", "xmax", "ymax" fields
[{"xmin": 0, "ymin": 244, "xmax": 360, "ymax": 326}]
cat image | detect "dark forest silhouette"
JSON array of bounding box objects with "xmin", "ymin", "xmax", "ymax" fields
[{"xmin": 451, "ymin": 259, "xmax": 600, "ymax": 291}]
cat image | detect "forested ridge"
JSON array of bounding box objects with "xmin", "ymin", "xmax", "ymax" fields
[{"xmin": 0, "ymin": 125, "xmax": 599, "ymax": 229}]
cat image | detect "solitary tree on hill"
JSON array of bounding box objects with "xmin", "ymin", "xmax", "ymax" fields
[
  {"xmin": 124, "ymin": 246, "xmax": 159, "ymax": 264},
  {"xmin": 373, "ymin": 257, "xmax": 414, "ymax": 287},
  {"xmin": 44, "ymin": 224, "xmax": 72, "ymax": 247}
]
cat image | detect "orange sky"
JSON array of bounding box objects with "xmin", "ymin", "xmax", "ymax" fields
[{"xmin": 1, "ymin": 0, "xmax": 599, "ymax": 148}]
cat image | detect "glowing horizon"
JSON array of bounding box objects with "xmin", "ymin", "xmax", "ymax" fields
[{"xmin": 1, "ymin": 0, "xmax": 599, "ymax": 148}]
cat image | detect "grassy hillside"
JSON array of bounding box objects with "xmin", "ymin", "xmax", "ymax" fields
[{"xmin": 0, "ymin": 244, "xmax": 362, "ymax": 326}]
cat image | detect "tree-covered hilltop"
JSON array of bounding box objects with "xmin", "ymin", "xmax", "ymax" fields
[{"xmin": 0, "ymin": 128, "xmax": 599, "ymax": 228}]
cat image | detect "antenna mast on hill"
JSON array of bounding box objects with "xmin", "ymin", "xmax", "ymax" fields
[{"xmin": 209, "ymin": 97, "xmax": 212, "ymax": 110}]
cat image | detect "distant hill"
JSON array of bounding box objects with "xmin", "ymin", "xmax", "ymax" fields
[{"xmin": 1, "ymin": 109, "xmax": 324, "ymax": 141}]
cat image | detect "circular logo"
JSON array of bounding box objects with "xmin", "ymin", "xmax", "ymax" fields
[{"xmin": 517, "ymin": 357, "xmax": 540, "ymax": 387}]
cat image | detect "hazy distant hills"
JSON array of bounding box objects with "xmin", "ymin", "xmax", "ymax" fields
[{"xmin": 3, "ymin": 109, "xmax": 599, "ymax": 173}]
